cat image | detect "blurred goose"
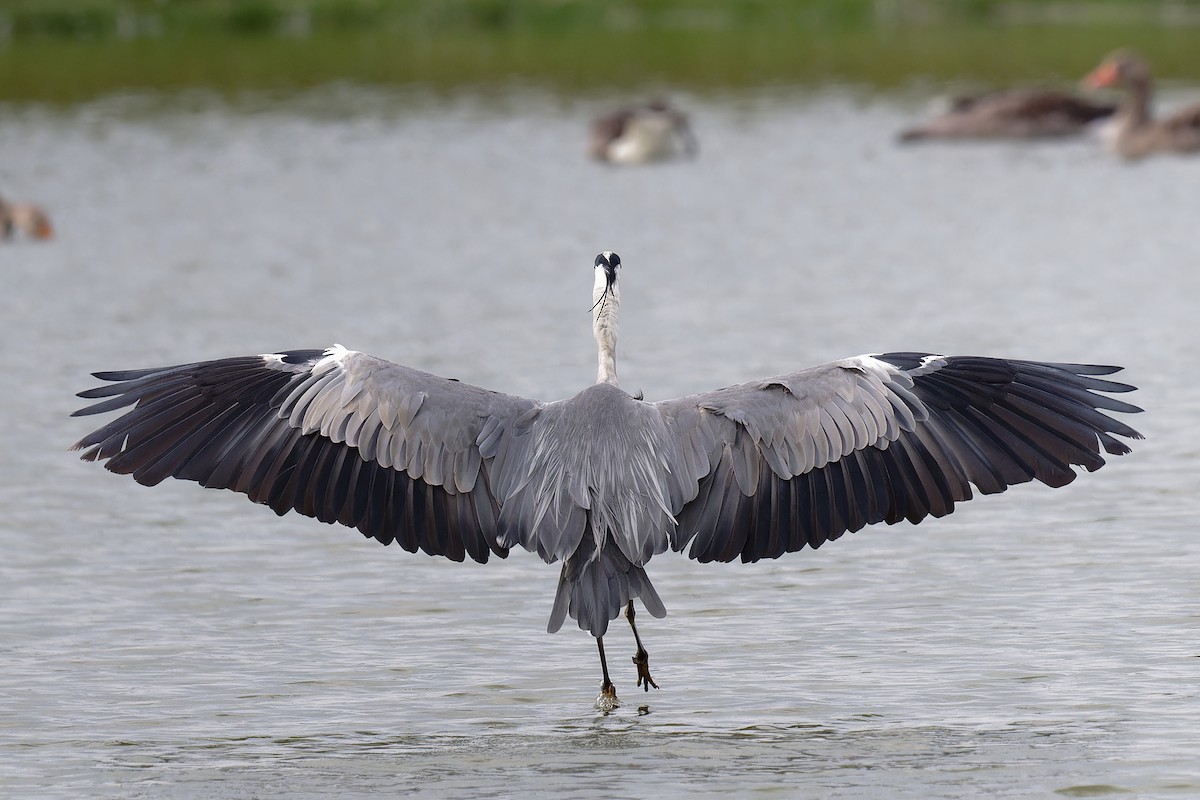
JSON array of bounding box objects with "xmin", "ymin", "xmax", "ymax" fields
[
  {"xmin": 589, "ymin": 100, "xmax": 697, "ymax": 164},
  {"xmin": 898, "ymin": 88, "xmax": 1116, "ymax": 142},
  {"xmin": 0, "ymin": 195, "xmax": 54, "ymax": 240},
  {"xmin": 1083, "ymin": 50, "xmax": 1200, "ymax": 158}
]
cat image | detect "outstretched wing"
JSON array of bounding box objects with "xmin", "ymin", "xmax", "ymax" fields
[
  {"xmin": 654, "ymin": 353, "xmax": 1143, "ymax": 563},
  {"xmin": 72, "ymin": 345, "xmax": 539, "ymax": 564}
]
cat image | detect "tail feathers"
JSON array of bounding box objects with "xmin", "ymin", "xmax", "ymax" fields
[{"xmin": 548, "ymin": 538, "xmax": 666, "ymax": 637}]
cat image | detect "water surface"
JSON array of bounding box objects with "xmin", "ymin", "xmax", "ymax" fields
[{"xmin": 1, "ymin": 87, "xmax": 1197, "ymax": 798}]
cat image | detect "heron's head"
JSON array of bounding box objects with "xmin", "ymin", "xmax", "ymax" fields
[
  {"xmin": 594, "ymin": 251, "xmax": 621, "ymax": 288},
  {"xmin": 591, "ymin": 251, "xmax": 621, "ymax": 321}
]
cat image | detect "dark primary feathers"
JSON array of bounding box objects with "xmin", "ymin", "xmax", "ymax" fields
[{"xmin": 73, "ymin": 345, "xmax": 1142, "ymax": 638}]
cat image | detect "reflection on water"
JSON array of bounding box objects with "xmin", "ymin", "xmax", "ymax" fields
[{"xmin": 1, "ymin": 87, "xmax": 1198, "ymax": 799}]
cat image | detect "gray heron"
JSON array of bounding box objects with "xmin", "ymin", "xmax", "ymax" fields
[
  {"xmin": 72, "ymin": 251, "xmax": 1142, "ymax": 708},
  {"xmin": 589, "ymin": 100, "xmax": 698, "ymax": 165},
  {"xmin": 1083, "ymin": 50, "xmax": 1200, "ymax": 158}
]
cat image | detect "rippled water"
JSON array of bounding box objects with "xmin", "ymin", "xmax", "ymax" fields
[{"xmin": 2, "ymin": 87, "xmax": 1198, "ymax": 799}]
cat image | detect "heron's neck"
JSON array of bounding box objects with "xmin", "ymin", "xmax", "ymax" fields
[{"xmin": 593, "ymin": 273, "xmax": 619, "ymax": 386}]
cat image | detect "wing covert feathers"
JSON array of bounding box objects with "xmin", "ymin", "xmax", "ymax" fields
[
  {"xmin": 658, "ymin": 353, "xmax": 1141, "ymax": 563},
  {"xmin": 73, "ymin": 347, "xmax": 1141, "ymax": 637},
  {"xmin": 72, "ymin": 346, "xmax": 535, "ymax": 564}
]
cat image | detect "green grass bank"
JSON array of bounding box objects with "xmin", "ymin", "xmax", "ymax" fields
[{"xmin": 1, "ymin": 0, "xmax": 1198, "ymax": 102}]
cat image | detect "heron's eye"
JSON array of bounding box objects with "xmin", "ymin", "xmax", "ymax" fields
[
  {"xmin": 609, "ymin": 254, "xmax": 621, "ymax": 268},
  {"xmin": 594, "ymin": 254, "xmax": 606, "ymax": 267}
]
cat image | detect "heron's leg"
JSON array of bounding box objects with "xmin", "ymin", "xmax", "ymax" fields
[
  {"xmin": 596, "ymin": 636, "xmax": 618, "ymax": 703},
  {"xmin": 625, "ymin": 601, "xmax": 659, "ymax": 691}
]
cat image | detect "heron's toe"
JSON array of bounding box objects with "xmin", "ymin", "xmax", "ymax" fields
[{"xmin": 632, "ymin": 648, "xmax": 659, "ymax": 691}]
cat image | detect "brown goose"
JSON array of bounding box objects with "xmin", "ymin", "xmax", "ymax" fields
[
  {"xmin": 589, "ymin": 100, "xmax": 698, "ymax": 165},
  {"xmin": 1083, "ymin": 50, "xmax": 1200, "ymax": 159},
  {"xmin": 898, "ymin": 87, "xmax": 1115, "ymax": 142},
  {"xmin": 0, "ymin": 195, "xmax": 54, "ymax": 241}
]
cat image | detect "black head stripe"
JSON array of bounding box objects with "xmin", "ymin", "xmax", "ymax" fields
[{"xmin": 594, "ymin": 251, "xmax": 622, "ymax": 269}]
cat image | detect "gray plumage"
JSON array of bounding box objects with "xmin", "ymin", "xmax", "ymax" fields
[{"xmin": 72, "ymin": 251, "xmax": 1142, "ymax": 694}]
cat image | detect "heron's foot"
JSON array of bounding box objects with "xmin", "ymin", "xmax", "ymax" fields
[
  {"xmin": 632, "ymin": 647, "xmax": 659, "ymax": 691},
  {"xmin": 595, "ymin": 681, "xmax": 620, "ymax": 712}
]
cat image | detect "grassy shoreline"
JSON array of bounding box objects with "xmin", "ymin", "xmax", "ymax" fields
[
  {"xmin": 2, "ymin": 0, "xmax": 1199, "ymax": 40},
  {"xmin": 2, "ymin": 1, "xmax": 1198, "ymax": 103}
]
